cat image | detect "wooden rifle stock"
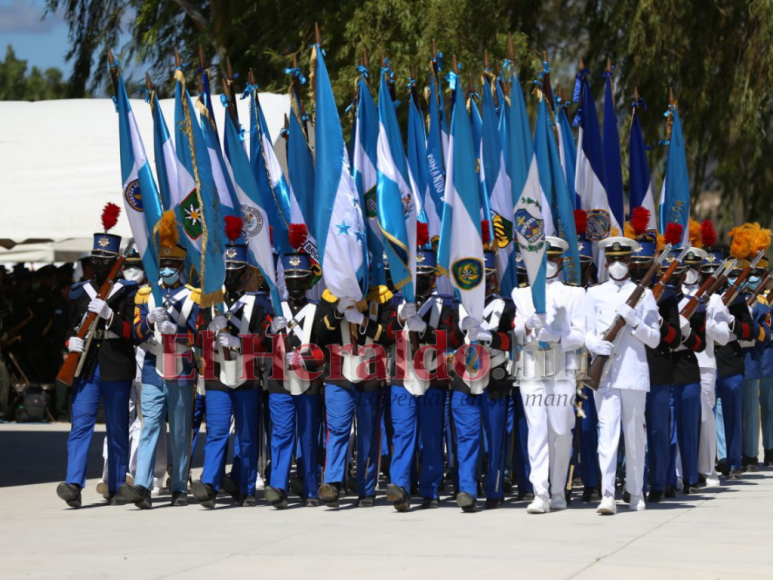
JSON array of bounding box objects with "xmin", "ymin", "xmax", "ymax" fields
[
  {"xmin": 722, "ymin": 250, "xmax": 763, "ymax": 306},
  {"xmin": 56, "ymin": 253, "xmax": 128, "ymax": 387},
  {"xmin": 681, "ymin": 274, "xmax": 721, "ymax": 319}
]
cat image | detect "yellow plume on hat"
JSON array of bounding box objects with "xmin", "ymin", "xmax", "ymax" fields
[
  {"xmin": 656, "ymin": 231, "xmax": 665, "ymax": 253},
  {"xmin": 688, "ymin": 218, "xmax": 703, "ymax": 249},
  {"xmin": 624, "ymin": 221, "xmax": 635, "ymax": 240},
  {"xmin": 727, "ymin": 222, "xmax": 771, "ymax": 259},
  {"xmin": 159, "ymin": 210, "xmax": 179, "ymax": 250}
]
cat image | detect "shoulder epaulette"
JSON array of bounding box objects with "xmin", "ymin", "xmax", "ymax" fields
[
  {"xmin": 366, "ymin": 285, "xmax": 394, "ymax": 305},
  {"xmin": 135, "ymin": 285, "xmax": 152, "ymax": 304},
  {"xmin": 188, "ymin": 287, "xmax": 201, "ymax": 305},
  {"xmin": 322, "ymin": 289, "xmax": 338, "ymax": 303},
  {"xmin": 757, "ymin": 295, "xmax": 768, "ymax": 306}
]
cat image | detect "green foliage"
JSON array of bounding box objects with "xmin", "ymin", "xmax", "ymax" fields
[{"xmin": 0, "ymin": 45, "xmax": 68, "ymax": 101}]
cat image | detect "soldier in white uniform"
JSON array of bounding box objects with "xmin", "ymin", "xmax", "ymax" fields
[
  {"xmin": 512, "ymin": 237, "xmax": 586, "ymax": 514},
  {"xmin": 584, "ymin": 237, "xmax": 660, "ymax": 514}
]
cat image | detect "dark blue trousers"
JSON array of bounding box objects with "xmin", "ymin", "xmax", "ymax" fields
[
  {"xmin": 268, "ymin": 392, "xmax": 320, "ymax": 499},
  {"xmin": 579, "ymin": 386, "xmax": 600, "ymax": 489},
  {"xmin": 645, "ymin": 384, "xmax": 671, "ymax": 492},
  {"xmin": 66, "ymin": 366, "xmax": 131, "ymax": 493},
  {"xmin": 717, "ymin": 373, "xmax": 744, "ymax": 471},
  {"xmin": 673, "ymin": 382, "xmax": 702, "ymax": 486},
  {"xmin": 511, "ymin": 389, "xmax": 533, "ymax": 493}
]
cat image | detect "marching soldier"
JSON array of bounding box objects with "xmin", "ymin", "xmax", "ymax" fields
[
  {"xmin": 584, "ymin": 237, "xmax": 660, "ymax": 514},
  {"xmin": 191, "ymin": 235, "xmax": 271, "ymax": 508},
  {"xmin": 121, "ymin": 214, "xmax": 200, "ymax": 508},
  {"xmin": 512, "ymin": 237, "xmax": 586, "ymax": 514},
  {"xmin": 56, "ymin": 205, "xmax": 139, "ymax": 508},
  {"xmin": 263, "ymin": 240, "xmax": 325, "ymax": 508}
]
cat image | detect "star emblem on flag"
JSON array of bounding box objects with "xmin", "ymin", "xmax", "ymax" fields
[{"xmin": 336, "ymin": 221, "xmax": 351, "ymax": 235}]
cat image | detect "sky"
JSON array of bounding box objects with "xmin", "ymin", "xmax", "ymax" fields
[{"xmin": 0, "ymin": 0, "xmax": 72, "ymax": 73}]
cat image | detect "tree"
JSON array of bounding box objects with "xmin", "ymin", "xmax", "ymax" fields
[{"xmin": 0, "ymin": 45, "xmax": 68, "ymax": 101}]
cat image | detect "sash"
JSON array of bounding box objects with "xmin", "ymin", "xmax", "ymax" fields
[{"xmin": 281, "ymin": 301, "xmax": 316, "ymax": 394}]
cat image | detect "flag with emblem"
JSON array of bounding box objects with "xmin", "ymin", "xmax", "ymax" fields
[
  {"xmin": 425, "ymin": 68, "xmax": 447, "ymax": 235},
  {"xmin": 534, "ymin": 94, "xmax": 581, "ymax": 285},
  {"xmin": 438, "ymin": 71, "xmax": 485, "ymax": 321},
  {"xmin": 405, "ymin": 81, "xmax": 435, "ymax": 236},
  {"xmin": 481, "ymin": 77, "xmax": 516, "ymax": 296},
  {"xmin": 222, "ymin": 105, "xmax": 282, "ymax": 312},
  {"xmin": 659, "ymin": 98, "xmax": 690, "ymax": 246},
  {"xmin": 377, "ymin": 66, "xmax": 417, "ymax": 301},
  {"xmin": 111, "ymin": 63, "xmax": 163, "ymax": 304},
  {"xmin": 173, "ymin": 66, "xmax": 226, "ymax": 306},
  {"xmin": 508, "ymin": 70, "xmax": 546, "ymax": 313},
  {"xmin": 312, "ymin": 42, "xmax": 368, "ymax": 302},
  {"xmin": 629, "ymin": 93, "xmax": 657, "ymax": 232},
  {"xmin": 351, "ymin": 67, "xmax": 386, "ymax": 288}
]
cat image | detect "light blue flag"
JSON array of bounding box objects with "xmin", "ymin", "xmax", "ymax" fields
[
  {"xmin": 438, "ymin": 72, "xmax": 485, "ymax": 321},
  {"xmin": 508, "ymin": 71, "xmax": 546, "ymax": 313},
  {"xmin": 495, "ymin": 73, "xmax": 511, "ymax": 175},
  {"xmin": 469, "ymin": 97, "xmax": 492, "ymax": 224},
  {"xmin": 221, "ymin": 107, "xmax": 282, "ymax": 313},
  {"xmin": 173, "ymin": 67, "xmax": 226, "ymax": 306},
  {"xmin": 377, "ymin": 69, "xmax": 417, "ymax": 302},
  {"xmin": 149, "ymin": 92, "xmax": 175, "ymax": 212},
  {"xmin": 481, "ymin": 79, "xmax": 517, "ymax": 296},
  {"xmin": 286, "ymin": 81, "xmax": 316, "ymax": 242},
  {"xmin": 629, "ymin": 96, "xmax": 657, "ymax": 232},
  {"xmin": 426, "ymin": 71, "xmax": 447, "ymax": 226},
  {"xmin": 405, "ymin": 84, "xmax": 433, "ymax": 232},
  {"xmin": 602, "ymin": 70, "xmax": 625, "ymax": 230},
  {"xmin": 555, "ymin": 95, "xmax": 579, "ymax": 209},
  {"xmin": 534, "ymin": 96, "xmax": 581, "ymax": 285},
  {"xmin": 113, "ymin": 65, "xmax": 163, "ymax": 305},
  {"xmin": 659, "ymin": 103, "xmax": 690, "ymax": 246},
  {"xmin": 312, "ymin": 44, "xmax": 368, "ymax": 301},
  {"xmin": 351, "ymin": 71, "xmax": 386, "ymax": 288}
]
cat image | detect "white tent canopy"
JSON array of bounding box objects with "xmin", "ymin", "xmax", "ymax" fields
[{"xmin": 0, "ymin": 94, "xmax": 290, "ymax": 263}]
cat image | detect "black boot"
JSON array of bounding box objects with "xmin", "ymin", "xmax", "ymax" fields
[
  {"xmin": 191, "ymin": 480, "xmax": 217, "ymax": 509},
  {"xmin": 56, "ymin": 483, "xmax": 82, "ymax": 508},
  {"xmin": 456, "ymin": 491, "xmax": 477, "ymax": 513},
  {"xmin": 171, "ymin": 492, "xmax": 189, "ymax": 506},
  {"xmin": 318, "ymin": 482, "xmax": 341, "ymax": 508},
  {"xmin": 647, "ymin": 489, "xmax": 664, "ymax": 503},
  {"xmin": 265, "ymin": 485, "xmax": 289, "ymax": 509},
  {"xmin": 121, "ymin": 483, "xmax": 152, "ymax": 509},
  {"xmin": 386, "ymin": 483, "xmax": 411, "ymax": 512},
  {"xmin": 221, "ymin": 474, "xmax": 240, "ymax": 498},
  {"xmin": 356, "ymin": 496, "xmax": 375, "ymax": 508}
]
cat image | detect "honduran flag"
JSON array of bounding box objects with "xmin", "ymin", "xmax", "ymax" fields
[
  {"xmin": 555, "ymin": 96, "xmax": 579, "ymax": 209},
  {"xmin": 113, "ymin": 65, "xmax": 163, "ymax": 304},
  {"xmin": 405, "ymin": 83, "xmax": 436, "ymax": 237},
  {"xmin": 425, "ymin": 70, "xmax": 447, "ymax": 228},
  {"xmin": 312, "ymin": 44, "xmax": 368, "ymax": 302},
  {"xmin": 377, "ymin": 69, "xmax": 417, "ymax": 301},
  {"xmin": 629, "ymin": 95, "xmax": 657, "ymax": 232},
  {"xmin": 659, "ymin": 102, "xmax": 691, "ymax": 246},
  {"xmin": 438, "ymin": 72, "xmax": 485, "ymax": 322}
]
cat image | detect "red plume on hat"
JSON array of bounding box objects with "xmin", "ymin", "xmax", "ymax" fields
[
  {"xmin": 574, "ymin": 209, "xmax": 587, "ymax": 236},
  {"xmin": 417, "ymin": 222, "xmax": 430, "ymax": 247},
  {"xmin": 101, "ymin": 202, "xmax": 121, "ymax": 232},
  {"xmin": 701, "ymin": 220, "xmax": 717, "ymax": 248},
  {"xmin": 664, "ymin": 223, "xmax": 683, "ymax": 246},
  {"xmin": 224, "ymin": 216, "xmax": 243, "ymax": 243},
  {"xmin": 481, "ymin": 220, "xmax": 491, "ymax": 245},
  {"xmin": 630, "ymin": 207, "xmax": 650, "ymax": 238},
  {"xmin": 289, "ymin": 223, "xmax": 308, "ymax": 251}
]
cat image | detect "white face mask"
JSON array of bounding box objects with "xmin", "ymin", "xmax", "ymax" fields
[
  {"xmin": 123, "ymin": 267, "xmax": 145, "ymax": 283},
  {"xmin": 608, "ymin": 261, "xmax": 629, "ymax": 281},
  {"xmin": 684, "ymin": 269, "xmax": 699, "ymax": 286},
  {"xmin": 546, "ymin": 261, "xmax": 560, "ymax": 279}
]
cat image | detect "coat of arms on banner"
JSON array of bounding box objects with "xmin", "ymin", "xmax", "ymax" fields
[
  {"xmin": 179, "ymin": 189, "xmax": 203, "ymax": 240},
  {"xmin": 241, "ymin": 205, "xmax": 264, "ymax": 238},
  {"xmin": 452, "ymin": 258, "xmax": 483, "ymax": 291},
  {"xmin": 586, "ymin": 209, "xmax": 611, "ymax": 242},
  {"xmin": 124, "ymin": 180, "xmax": 143, "ymax": 212},
  {"xmin": 515, "ymin": 208, "xmax": 544, "ymax": 245}
]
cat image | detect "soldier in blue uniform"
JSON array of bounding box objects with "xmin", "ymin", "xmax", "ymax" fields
[
  {"xmin": 191, "ymin": 241, "xmax": 271, "ymax": 507},
  {"xmin": 121, "ymin": 228, "xmax": 200, "ymax": 508},
  {"xmin": 56, "ymin": 221, "xmax": 139, "ymax": 508}
]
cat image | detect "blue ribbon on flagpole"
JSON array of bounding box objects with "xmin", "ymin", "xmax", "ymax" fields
[
  {"xmin": 240, "ymin": 82, "xmax": 259, "ymax": 100},
  {"xmin": 284, "ymin": 67, "xmax": 307, "ymax": 85},
  {"xmin": 573, "ymin": 68, "xmax": 589, "ymax": 103},
  {"xmin": 356, "ymin": 64, "xmax": 369, "ymax": 79},
  {"xmin": 434, "ymin": 52, "xmax": 444, "ymax": 72}
]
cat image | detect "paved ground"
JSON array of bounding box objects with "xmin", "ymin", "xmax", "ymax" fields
[{"xmin": 2, "ymin": 423, "xmax": 773, "ymax": 579}]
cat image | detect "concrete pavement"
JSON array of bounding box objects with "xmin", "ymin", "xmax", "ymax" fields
[{"xmin": 1, "ymin": 422, "xmax": 773, "ymax": 579}]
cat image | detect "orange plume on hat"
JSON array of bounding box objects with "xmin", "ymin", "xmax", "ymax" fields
[
  {"xmin": 656, "ymin": 231, "xmax": 665, "ymax": 253},
  {"xmin": 624, "ymin": 222, "xmax": 635, "ymax": 240},
  {"xmin": 101, "ymin": 202, "xmax": 121, "ymax": 232},
  {"xmin": 688, "ymin": 218, "xmax": 702, "ymax": 248},
  {"xmin": 159, "ymin": 210, "xmax": 179, "ymax": 249},
  {"xmin": 728, "ymin": 223, "xmax": 754, "ymax": 259}
]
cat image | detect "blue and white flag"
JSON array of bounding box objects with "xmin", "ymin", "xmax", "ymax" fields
[
  {"xmin": 602, "ymin": 70, "xmax": 625, "ymax": 231},
  {"xmin": 286, "ymin": 83, "xmax": 316, "ymax": 243},
  {"xmin": 312, "ymin": 44, "xmax": 368, "ymax": 302},
  {"xmin": 113, "ymin": 66, "xmax": 163, "ymax": 304},
  {"xmin": 469, "ymin": 96, "xmax": 492, "ymax": 224},
  {"xmin": 534, "ymin": 95, "xmax": 581, "ymax": 285},
  {"xmin": 426, "ymin": 71, "xmax": 447, "ymax": 230},
  {"xmin": 438, "ymin": 72, "xmax": 485, "ymax": 322},
  {"xmin": 149, "ymin": 92, "xmax": 179, "ymax": 213},
  {"xmin": 508, "ymin": 71, "xmax": 546, "ymax": 313},
  {"xmin": 406, "ymin": 84, "xmax": 435, "ymax": 236},
  {"xmin": 555, "ymin": 96, "xmax": 579, "ymax": 209},
  {"xmin": 481, "ymin": 78, "xmax": 517, "ymax": 296},
  {"xmin": 173, "ymin": 67, "xmax": 226, "ymax": 306},
  {"xmin": 222, "ymin": 108, "xmax": 282, "ymax": 312},
  {"xmin": 629, "ymin": 96, "xmax": 657, "ymax": 232},
  {"xmin": 351, "ymin": 71, "xmax": 386, "ymax": 288},
  {"xmin": 659, "ymin": 103, "xmax": 690, "ymax": 246},
  {"xmin": 377, "ymin": 71, "xmax": 417, "ymax": 301}
]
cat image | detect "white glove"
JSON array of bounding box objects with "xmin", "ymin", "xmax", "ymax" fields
[
  {"xmin": 679, "ymin": 315, "xmax": 691, "ymax": 337},
  {"xmin": 526, "ymin": 313, "xmax": 546, "ymax": 332},
  {"xmin": 344, "ymin": 309, "xmax": 364, "ymax": 325},
  {"xmin": 271, "ymin": 316, "xmax": 288, "ymax": 333},
  {"xmin": 586, "ymin": 334, "xmax": 614, "ymax": 356},
  {"xmin": 460, "ymin": 316, "xmax": 478, "ymax": 332},
  {"xmin": 398, "ymin": 302, "xmax": 417, "ymax": 320},
  {"xmin": 476, "ymin": 329, "xmax": 493, "ymax": 344},
  {"xmin": 88, "ymin": 298, "xmax": 113, "ymax": 320},
  {"xmin": 217, "ymin": 332, "xmax": 239, "ymax": 349},
  {"xmin": 158, "ymin": 320, "xmax": 177, "ymax": 335},
  {"xmin": 336, "ymin": 297, "xmax": 356, "ymax": 314},
  {"xmin": 147, "ymin": 307, "xmax": 168, "ymax": 324},
  {"xmin": 68, "ymin": 337, "xmax": 84, "ymax": 353},
  {"xmin": 537, "ymin": 326, "xmax": 562, "ymax": 343},
  {"xmin": 209, "ymin": 315, "xmax": 228, "ymax": 332},
  {"xmin": 616, "ymin": 303, "xmax": 639, "ymax": 326},
  {"xmin": 406, "ymin": 315, "xmax": 427, "ymax": 333},
  {"xmin": 285, "ymin": 351, "xmax": 296, "ymax": 368}
]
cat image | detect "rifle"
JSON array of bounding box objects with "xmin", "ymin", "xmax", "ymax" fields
[
  {"xmin": 681, "ymin": 259, "xmax": 737, "ymax": 319},
  {"xmin": 57, "ymin": 240, "xmax": 135, "ymax": 387},
  {"xmin": 584, "ymin": 245, "xmax": 689, "ymax": 391},
  {"xmin": 747, "ymin": 270, "xmax": 771, "ymax": 307},
  {"xmin": 722, "ymin": 250, "xmax": 764, "ymax": 306}
]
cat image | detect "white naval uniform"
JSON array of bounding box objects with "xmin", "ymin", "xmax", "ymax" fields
[
  {"xmin": 585, "ymin": 278, "xmax": 660, "ymax": 499},
  {"xmin": 691, "ymin": 291, "xmax": 733, "ymax": 478},
  {"xmin": 512, "ymin": 278, "xmax": 586, "ymax": 500}
]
